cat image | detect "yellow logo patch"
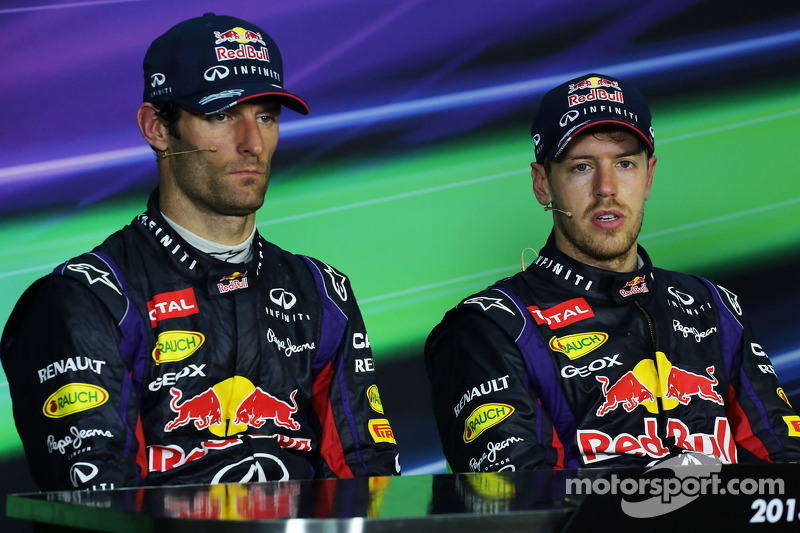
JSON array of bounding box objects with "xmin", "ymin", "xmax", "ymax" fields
[
  {"xmin": 366, "ymin": 384, "xmax": 384, "ymax": 414},
  {"xmin": 784, "ymin": 416, "xmax": 800, "ymax": 437},
  {"xmin": 153, "ymin": 330, "xmax": 205, "ymax": 364},
  {"xmin": 43, "ymin": 383, "xmax": 108, "ymax": 418},
  {"xmin": 368, "ymin": 419, "xmax": 396, "ymax": 444},
  {"xmin": 549, "ymin": 332, "xmax": 608, "ymax": 360},
  {"xmin": 463, "ymin": 403, "xmax": 514, "ymax": 443}
]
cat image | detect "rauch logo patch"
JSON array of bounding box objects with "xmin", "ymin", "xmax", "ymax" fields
[
  {"xmin": 463, "ymin": 403, "xmax": 514, "ymax": 443},
  {"xmin": 43, "ymin": 383, "xmax": 108, "ymax": 418},
  {"xmin": 549, "ymin": 332, "xmax": 608, "ymax": 360},
  {"xmin": 152, "ymin": 331, "xmax": 205, "ymax": 364}
]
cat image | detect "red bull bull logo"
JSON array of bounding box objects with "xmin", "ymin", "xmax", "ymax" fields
[
  {"xmin": 596, "ymin": 372, "xmax": 655, "ymax": 417},
  {"xmin": 164, "ymin": 387, "xmax": 223, "ymax": 432},
  {"xmin": 164, "ymin": 378, "xmax": 304, "ymax": 438},
  {"xmin": 664, "ymin": 365, "xmax": 723, "ymax": 405},
  {"xmin": 234, "ymin": 388, "xmax": 300, "ymax": 430},
  {"xmin": 214, "ymin": 27, "xmax": 267, "ymax": 46},
  {"xmin": 568, "ymin": 76, "xmax": 620, "ymax": 94}
]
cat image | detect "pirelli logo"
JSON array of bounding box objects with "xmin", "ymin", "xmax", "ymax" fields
[{"xmin": 368, "ymin": 419, "xmax": 396, "ymax": 444}]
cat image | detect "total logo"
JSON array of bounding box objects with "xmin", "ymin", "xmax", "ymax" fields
[
  {"xmin": 148, "ymin": 288, "xmax": 199, "ymax": 328},
  {"xmin": 528, "ymin": 298, "xmax": 594, "ymax": 330},
  {"xmin": 594, "ymin": 352, "xmax": 723, "ymax": 418},
  {"xmin": 163, "ymin": 377, "xmax": 300, "ymax": 437}
]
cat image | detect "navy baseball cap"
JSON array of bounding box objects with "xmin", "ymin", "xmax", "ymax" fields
[
  {"xmin": 530, "ymin": 73, "xmax": 654, "ymax": 163},
  {"xmin": 143, "ymin": 13, "xmax": 309, "ymax": 115}
]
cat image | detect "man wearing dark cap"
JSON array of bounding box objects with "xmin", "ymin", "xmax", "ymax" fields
[
  {"xmin": 425, "ymin": 73, "xmax": 800, "ymax": 472},
  {"xmin": 1, "ymin": 13, "xmax": 400, "ymax": 491}
]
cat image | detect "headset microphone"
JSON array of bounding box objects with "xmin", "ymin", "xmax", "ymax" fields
[
  {"xmin": 157, "ymin": 147, "xmax": 217, "ymax": 160},
  {"xmin": 544, "ymin": 205, "xmax": 572, "ymax": 217}
]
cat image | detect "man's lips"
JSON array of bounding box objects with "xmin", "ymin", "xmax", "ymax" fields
[{"xmin": 592, "ymin": 209, "xmax": 625, "ymax": 229}]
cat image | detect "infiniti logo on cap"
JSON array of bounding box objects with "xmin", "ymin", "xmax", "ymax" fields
[{"xmin": 204, "ymin": 66, "xmax": 230, "ymax": 81}]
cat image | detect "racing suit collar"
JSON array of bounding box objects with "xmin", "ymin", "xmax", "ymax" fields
[
  {"xmin": 528, "ymin": 232, "xmax": 654, "ymax": 304},
  {"xmin": 134, "ymin": 188, "xmax": 264, "ymax": 297}
]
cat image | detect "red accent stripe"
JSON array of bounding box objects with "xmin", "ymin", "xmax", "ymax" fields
[
  {"xmin": 311, "ymin": 362, "xmax": 354, "ymax": 477},
  {"xmin": 551, "ymin": 423, "xmax": 565, "ymax": 469},
  {"xmin": 135, "ymin": 414, "xmax": 148, "ymax": 480},
  {"xmin": 726, "ymin": 383, "xmax": 772, "ymax": 462}
]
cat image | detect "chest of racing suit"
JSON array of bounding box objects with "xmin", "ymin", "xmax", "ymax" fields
[
  {"xmin": 425, "ymin": 235, "xmax": 800, "ymax": 471},
  {"xmin": 1, "ymin": 192, "xmax": 399, "ymax": 490}
]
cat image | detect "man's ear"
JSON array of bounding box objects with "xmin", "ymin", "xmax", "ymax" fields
[
  {"xmin": 137, "ymin": 103, "xmax": 169, "ymax": 152},
  {"xmin": 531, "ymin": 161, "xmax": 551, "ymax": 206}
]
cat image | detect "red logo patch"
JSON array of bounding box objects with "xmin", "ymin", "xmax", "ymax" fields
[
  {"xmin": 527, "ymin": 298, "xmax": 594, "ymax": 330},
  {"xmin": 147, "ymin": 288, "xmax": 199, "ymax": 328}
]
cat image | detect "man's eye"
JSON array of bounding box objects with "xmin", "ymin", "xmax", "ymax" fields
[
  {"xmin": 210, "ymin": 114, "xmax": 228, "ymax": 122},
  {"xmin": 574, "ymin": 163, "xmax": 590, "ymax": 172},
  {"xmin": 618, "ymin": 160, "xmax": 633, "ymax": 169}
]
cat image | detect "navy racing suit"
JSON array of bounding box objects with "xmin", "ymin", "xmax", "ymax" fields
[
  {"xmin": 425, "ymin": 234, "xmax": 800, "ymax": 472},
  {"xmin": 1, "ymin": 190, "xmax": 400, "ymax": 491}
]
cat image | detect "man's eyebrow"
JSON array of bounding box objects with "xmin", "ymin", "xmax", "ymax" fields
[{"xmin": 563, "ymin": 149, "xmax": 644, "ymax": 161}]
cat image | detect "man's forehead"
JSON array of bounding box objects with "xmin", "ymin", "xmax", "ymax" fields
[{"xmin": 561, "ymin": 128, "xmax": 646, "ymax": 159}]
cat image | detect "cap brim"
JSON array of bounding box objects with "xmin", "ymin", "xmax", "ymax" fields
[
  {"xmin": 568, "ymin": 119, "xmax": 654, "ymax": 154},
  {"xmin": 176, "ymin": 85, "xmax": 310, "ymax": 116}
]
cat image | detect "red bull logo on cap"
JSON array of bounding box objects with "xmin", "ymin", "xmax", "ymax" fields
[
  {"xmin": 568, "ymin": 76, "xmax": 620, "ymax": 94},
  {"xmin": 214, "ymin": 27, "xmax": 267, "ymax": 46}
]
